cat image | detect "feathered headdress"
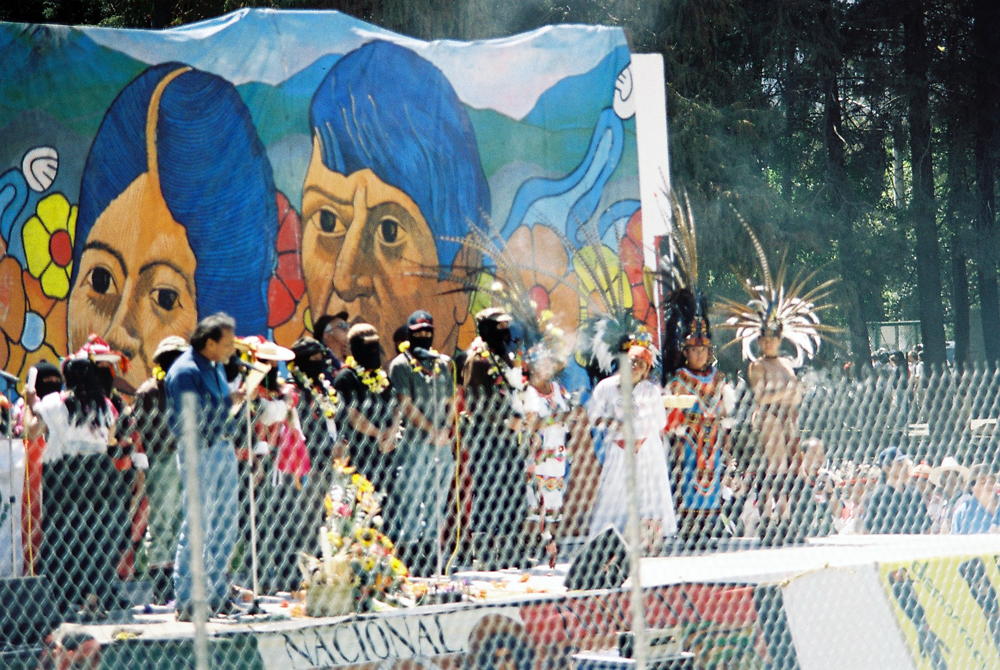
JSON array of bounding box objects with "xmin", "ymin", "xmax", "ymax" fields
[
  {"xmin": 421, "ymin": 215, "xmax": 572, "ymax": 366},
  {"xmin": 570, "ymin": 215, "xmax": 659, "ymax": 382},
  {"xmin": 660, "ymin": 192, "xmax": 712, "ymax": 378},
  {"xmin": 716, "ymin": 210, "xmax": 839, "ymax": 366}
]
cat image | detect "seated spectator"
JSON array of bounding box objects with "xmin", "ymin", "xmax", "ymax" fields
[
  {"xmin": 927, "ymin": 456, "xmax": 969, "ymax": 534},
  {"xmin": 762, "ymin": 438, "xmax": 839, "ymax": 545},
  {"xmin": 862, "ymin": 447, "xmax": 930, "ymax": 534},
  {"xmin": 952, "ymin": 465, "xmax": 999, "ymax": 534}
]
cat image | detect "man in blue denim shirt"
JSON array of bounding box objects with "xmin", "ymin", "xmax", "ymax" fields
[
  {"xmin": 952, "ymin": 465, "xmax": 999, "ymax": 534},
  {"xmin": 165, "ymin": 313, "xmax": 240, "ymax": 619}
]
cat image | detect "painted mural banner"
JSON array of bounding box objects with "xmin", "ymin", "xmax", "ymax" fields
[
  {"xmin": 0, "ymin": 9, "xmax": 652, "ymax": 396},
  {"xmin": 879, "ymin": 555, "xmax": 1000, "ymax": 670}
]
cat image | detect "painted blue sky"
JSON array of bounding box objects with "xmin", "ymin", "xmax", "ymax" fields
[{"xmin": 82, "ymin": 8, "xmax": 628, "ymax": 120}]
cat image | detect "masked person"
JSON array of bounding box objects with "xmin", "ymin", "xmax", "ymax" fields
[
  {"xmin": 462, "ymin": 307, "xmax": 527, "ymax": 569},
  {"xmin": 387, "ymin": 311, "xmax": 455, "ymax": 576},
  {"xmin": 333, "ymin": 324, "xmax": 396, "ymax": 497},
  {"xmin": 287, "ymin": 337, "xmax": 339, "ymax": 563},
  {"xmin": 23, "ymin": 353, "xmax": 127, "ymax": 619},
  {"xmin": 12, "ymin": 361, "xmax": 63, "ymax": 577},
  {"xmin": 129, "ymin": 335, "xmax": 188, "ymax": 603},
  {"xmin": 77, "ymin": 335, "xmax": 148, "ymax": 582}
]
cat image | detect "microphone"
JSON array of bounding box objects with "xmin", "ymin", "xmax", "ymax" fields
[{"xmin": 0, "ymin": 370, "xmax": 18, "ymax": 384}]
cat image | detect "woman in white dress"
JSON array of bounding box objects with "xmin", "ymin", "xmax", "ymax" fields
[{"xmin": 588, "ymin": 344, "xmax": 677, "ymax": 548}]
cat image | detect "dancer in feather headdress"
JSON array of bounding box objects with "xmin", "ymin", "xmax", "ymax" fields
[
  {"xmin": 717, "ymin": 212, "xmax": 838, "ymax": 480},
  {"xmin": 661, "ymin": 194, "xmax": 735, "ymax": 544}
]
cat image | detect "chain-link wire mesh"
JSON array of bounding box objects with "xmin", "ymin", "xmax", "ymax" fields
[{"xmin": 2, "ymin": 361, "xmax": 1000, "ymax": 668}]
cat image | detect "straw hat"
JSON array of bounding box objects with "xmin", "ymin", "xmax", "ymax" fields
[
  {"xmin": 236, "ymin": 336, "xmax": 294, "ymax": 362},
  {"xmin": 929, "ymin": 456, "xmax": 970, "ymax": 487}
]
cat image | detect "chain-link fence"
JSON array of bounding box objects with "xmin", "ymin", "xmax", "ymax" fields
[{"xmin": 2, "ymin": 360, "xmax": 1000, "ymax": 668}]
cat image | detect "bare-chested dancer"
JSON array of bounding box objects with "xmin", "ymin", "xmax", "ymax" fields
[{"xmin": 748, "ymin": 333, "xmax": 803, "ymax": 477}]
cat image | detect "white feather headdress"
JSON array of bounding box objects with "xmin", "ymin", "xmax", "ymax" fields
[{"xmin": 717, "ymin": 212, "xmax": 839, "ymax": 366}]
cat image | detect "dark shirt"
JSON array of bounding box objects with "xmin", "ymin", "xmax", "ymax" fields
[
  {"xmin": 164, "ymin": 347, "xmax": 233, "ymax": 445},
  {"xmin": 863, "ymin": 482, "xmax": 931, "ymax": 534},
  {"xmin": 324, "ymin": 351, "xmax": 343, "ymax": 378},
  {"xmin": 333, "ymin": 366, "xmax": 394, "ymax": 493},
  {"xmin": 388, "ymin": 349, "xmax": 454, "ymax": 443}
]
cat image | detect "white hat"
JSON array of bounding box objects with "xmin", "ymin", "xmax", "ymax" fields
[
  {"xmin": 236, "ymin": 336, "xmax": 295, "ymax": 362},
  {"xmin": 929, "ymin": 457, "xmax": 970, "ymax": 487}
]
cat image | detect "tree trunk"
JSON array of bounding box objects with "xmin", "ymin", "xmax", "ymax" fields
[
  {"xmin": 901, "ymin": 0, "xmax": 947, "ymax": 366},
  {"xmin": 892, "ymin": 119, "xmax": 906, "ymax": 210},
  {"xmin": 151, "ymin": 0, "xmax": 174, "ymax": 28},
  {"xmin": 952, "ymin": 249, "xmax": 970, "ymax": 366},
  {"xmin": 819, "ymin": 1, "xmax": 870, "ymax": 368}
]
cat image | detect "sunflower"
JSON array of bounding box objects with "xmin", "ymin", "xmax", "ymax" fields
[
  {"xmin": 390, "ymin": 557, "xmax": 408, "ymax": 577},
  {"xmin": 355, "ymin": 527, "xmax": 378, "ymax": 548}
]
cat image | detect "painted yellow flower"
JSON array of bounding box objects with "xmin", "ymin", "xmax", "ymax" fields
[
  {"xmin": 390, "ymin": 557, "xmax": 408, "ymax": 577},
  {"xmin": 22, "ymin": 193, "xmax": 77, "ymax": 299}
]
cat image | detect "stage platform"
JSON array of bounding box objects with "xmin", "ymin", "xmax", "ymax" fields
[{"xmin": 14, "ymin": 534, "xmax": 1000, "ymax": 670}]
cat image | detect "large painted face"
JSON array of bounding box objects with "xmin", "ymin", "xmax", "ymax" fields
[
  {"xmin": 67, "ymin": 171, "xmax": 198, "ymax": 392},
  {"xmin": 301, "ymin": 136, "xmax": 465, "ymax": 352}
]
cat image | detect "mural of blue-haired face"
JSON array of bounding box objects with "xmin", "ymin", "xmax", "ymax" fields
[
  {"xmin": 303, "ymin": 41, "xmax": 490, "ymax": 352},
  {"xmin": 67, "ymin": 63, "xmax": 277, "ymax": 392}
]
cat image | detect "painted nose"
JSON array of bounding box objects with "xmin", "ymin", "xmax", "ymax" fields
[
  {"xmin": 332, "ymin": 185, "xmax": 375, "ymax": 304},
  {"xmin": 100, "ymin": 282, "xmax": 141, "ymax": 364}
]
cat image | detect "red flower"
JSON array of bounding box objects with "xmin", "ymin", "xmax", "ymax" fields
[
  {"xmin": 267, "ymin": 192, "xmax": 306, "ymax": 328},
  {"xmin": 621, "ymin": 209, "xmax": 657, "ymax": 331}
]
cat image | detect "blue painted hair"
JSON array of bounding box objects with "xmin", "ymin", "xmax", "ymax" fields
[
  {"xmin": 75, "ymin": 63, "xmax": 277, "ymax": 337},
  {"xmin": 309, "ymin": 41, "xmax": 490, "ymax": 270}
]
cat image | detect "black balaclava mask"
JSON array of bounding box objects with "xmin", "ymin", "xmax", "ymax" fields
[
  {"xmin": 480, "ymin": 320, "xmax": 512, "ymax": 359},
  {"xmin": 96, "ymin": 364, "xmax": 115, "ymax": 396},
  {"xmin": 292, "ymin": 338, "xmax": 327, "ymax": 383},
  {"xmin": 33, "ymin": 361, "xmax": 63, "ymax": 399},
  {"xmin": 351, "ymin": 337, "xmax": 382, "ymax": 371},
  {"xmin": 263, "ymin": 366, "xmax": 280, "ymax": 391},
  {"xmin": 156, "ymin": 350, "xmax": 184, "ymax": 376},
  {"xmin": 409, "ymin": 329, "xmax": 434, "ymax": 352}
]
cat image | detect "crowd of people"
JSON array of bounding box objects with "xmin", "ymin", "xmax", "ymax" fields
[
  {"xmin": 0, "ymin": 298, "xmax": 997, "ymax": 624},
  {"xmin": 1, "ymin": 199, "xmax": 996, "ymax": 623}
]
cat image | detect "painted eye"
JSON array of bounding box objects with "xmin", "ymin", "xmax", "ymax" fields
[
  {"xmin": 379, "ymin": 217, "xmax": 399, "ymax": 244},
  {"xmin": 153, "ymin": 288, "xmax": 179, "ymax": 311},
  {"xmin": 319, "ymin": 210, "xmax": 339, "ymax": 234},
  {"xmin": 90, "ymin": 267, "xmax": 113, "ymax": 294}
]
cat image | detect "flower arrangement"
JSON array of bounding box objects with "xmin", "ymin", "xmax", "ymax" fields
[{"xmin": 302, "ymin": 458, "xmax": 408, "ymax": 615}]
